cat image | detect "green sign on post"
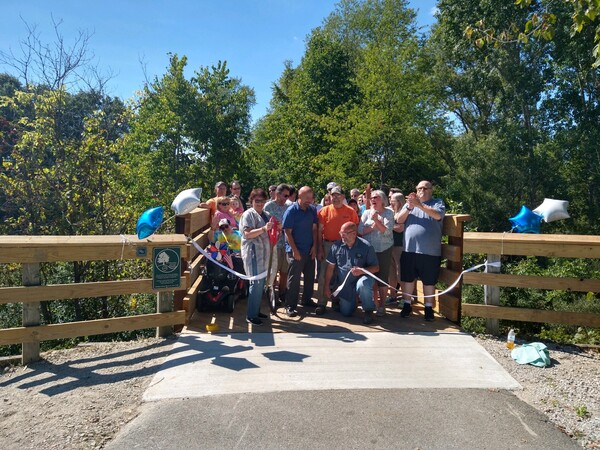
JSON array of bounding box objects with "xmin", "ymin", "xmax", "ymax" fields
[{"xmin": 152, "ymin": 247, "xmax": 181, "ymax": 289}]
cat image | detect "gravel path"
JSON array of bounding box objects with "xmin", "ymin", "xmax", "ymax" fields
[
  {"xmin": 0, "ymin": 338, "xmax": 176, "ymax": 450},
  {"xmin": 0, "ymin": 334, "xmax": 598, "ymax": 449},
  {"xmin": 475, "ymin": 335, "xmax": 599, "ymax": 448}
]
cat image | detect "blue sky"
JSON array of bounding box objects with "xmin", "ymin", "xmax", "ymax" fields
[{"xmin": 1, "ymin": 0, "xmax": 438, "ymax": 123}]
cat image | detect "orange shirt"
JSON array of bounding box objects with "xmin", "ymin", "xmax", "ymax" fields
[
  {"xmin": 318, "ymin": 204, "xmax": 359, "ymax": 241},
  {"xmin": 206, "ymin": 197, "xmax": 218, "ymax": 219}
]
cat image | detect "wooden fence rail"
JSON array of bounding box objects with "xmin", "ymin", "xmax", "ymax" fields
[
  {"xmin": 0, "ymin": 234, "xmax": 190, "ymax": 364},
  {"xmin": 462, "ymin": 232, "xmax": 600, "ymax": 333},
  {"xmin": 3, "ymin": 209, "xmax": 599, "ymax": 364}
]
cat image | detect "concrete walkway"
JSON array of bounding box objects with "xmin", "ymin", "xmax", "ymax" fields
[
  {"xmin": 106, "ymin": 331, "xmax": 578, "ymax": 449},
  {"xmin": 143, "ymin": 331, "xmax": 519, "ymax": 400}
]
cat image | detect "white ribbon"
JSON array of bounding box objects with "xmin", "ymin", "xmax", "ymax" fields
[
  {"xmin": 120, "ymin": 234, "xmax": 132, "ymax": 260},
  {"xmin": 332, "ymin": 260, "xmax": 501, "ymax": 299},
  {"xmin": 189, "ymin": 238, "xmax": 267, "ymax": 281}
]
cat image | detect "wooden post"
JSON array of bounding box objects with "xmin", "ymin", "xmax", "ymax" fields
[
  {"xmin": 174, "ymin": 214, "xmax": 188, "ymax": 333},
  {"xmin": 484, "ymin": 254, "xmax": 501, "ymax": 334},
  {"xmin": 22, "ymin": 263, "xmax": 41, "ymax": 364},
  {"xmin": 156, "ymin": 291, "xmax": 174, "ymax": 338}
]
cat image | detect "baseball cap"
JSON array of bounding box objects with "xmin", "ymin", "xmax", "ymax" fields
[
  {"xmin": 326, "ymin": 182, "xmax": 338, "ymax": 191},
  {"xmin": 330, "ymin": 186, "xmax": 343, "ymax": 195},
  {"xmin": 218, "ymin": 218, "xmax": 230, "ymax": 227}
]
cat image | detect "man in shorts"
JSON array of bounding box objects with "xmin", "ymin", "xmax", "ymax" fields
[{"xmin": 396, "ymin": 180, "xmax": 445, "ymax": 321}]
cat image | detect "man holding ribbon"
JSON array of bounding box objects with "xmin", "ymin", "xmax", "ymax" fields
[{"xmin": 324, "ymin": 222, "xmax": 379, "ymax": 324}]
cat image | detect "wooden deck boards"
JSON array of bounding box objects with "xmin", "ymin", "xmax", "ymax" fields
[{"xmin": 187, "ymin": 297, "xmax": 461, "ymax": 335}]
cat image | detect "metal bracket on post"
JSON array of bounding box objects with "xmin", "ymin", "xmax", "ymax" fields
[
  {"xmin": 22, "ymin": 263, "xmax": 41, "ymax": 364},
  {"xmin": 156, "ymin": 291, "xmax": 174, "ymax": 338},
  {"xmin": 484, "ymin": 254, "xmax": 501, "ymax": 335}
]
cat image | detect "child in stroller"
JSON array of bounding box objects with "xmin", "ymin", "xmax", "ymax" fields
[{"xmin": 197, "ymin": 219, "xmax": 247, "ymax": 312}]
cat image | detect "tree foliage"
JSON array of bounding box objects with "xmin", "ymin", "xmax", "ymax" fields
[
  {"xmin": 123, "ymin": 54, "xmax": 255, "ymax": 209},
  {"xmin": 465, "ymin": 0, "xmax": 600, "ymax": 67},
  {"xmin": 0, "ymin": 88, "xmax": 130, "ymax": 235},
  {"xmin": 249, "ymin": 0, "xmax": 448, "ymax": 195},
  {"xmin": 432, "ymin": 0, "xmax": 599, "ymax": 233}
]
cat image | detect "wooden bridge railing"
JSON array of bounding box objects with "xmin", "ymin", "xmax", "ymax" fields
[
  {"xmin": 173, "ymin": 211, "xmax": 473, "ymax": 324},
  {"xmin": 0, "ymin": 235, "xmax": 189, "ymax": 364},
  {"xmin": 462, "ymin": 232, "xmax": 600, "ymax": 333},
  {"xmin": 175, "ymin": 208, "xmax": 211, "ymax": 323},
  {"xmin": 2, "ymin": 208, "xmax": 598, "ymax": 365}
]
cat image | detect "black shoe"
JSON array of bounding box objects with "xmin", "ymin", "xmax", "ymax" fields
[
  {"xmin": 301, "ymin": 299, "xmax": 318, "ymax": 308},
  {"xmin": 424, "ymin": 306, "xmax": 434, "ymax": 322},
  {"xmin": 246, "ymin": 317, "xmax": 263, "ymax": 326},
  {"xmin": 315, "ymin": 305, "xmax": 326, "ymax": 315},
  {"xmin": 400, "ymin": 303, "xmax": 412, "ymax": 318},
  {"xmin": 285, "ymin": 307, "xmax": 298, "ymax": 317},
  {"xmin": 363, "ymin": 310, "xmax": 374, "ymax": 325},
  {"xmin": 258, "ymin": 312, "xmax": 268, "ymax": 319},
  {"xmin": 332, "ymin": 302, "xmax": 341, "ymax": 312}
]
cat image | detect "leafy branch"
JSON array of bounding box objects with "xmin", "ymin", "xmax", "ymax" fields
[{"xmin": 464, "ymin": 0, "xmax": 600, "ymax": 66}]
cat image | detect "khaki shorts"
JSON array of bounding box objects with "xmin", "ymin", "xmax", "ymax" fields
[{"xmin": 275, "ymin": 246, "xmax": 289, "ymax": 272}]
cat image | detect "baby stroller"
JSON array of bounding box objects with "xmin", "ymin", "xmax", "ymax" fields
[{"xmin": 196, "ymin": 243, "xmax": 246, "ymax": 313}]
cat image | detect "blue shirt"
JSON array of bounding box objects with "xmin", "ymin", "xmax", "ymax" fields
[
  {"xmin": 402, "ymin": 198, "xmax": 445, "ymax": 256},
  {"xmin": 282, "ymin": 202, "xmax": 318, "ymax": 255},
  {"xmin": 326, "ymin": 237, "xmax": 378, "ymax": 301}
]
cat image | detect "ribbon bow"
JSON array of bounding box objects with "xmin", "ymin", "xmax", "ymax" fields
[{"xmin": 268, "ymin": 216, "xmax": 281, "ymax": 246}]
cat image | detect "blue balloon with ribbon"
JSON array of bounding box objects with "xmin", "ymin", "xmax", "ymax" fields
[
  {"xmin": 136, "ymin": 206, "xmax": 164, "ymax": 239},
  {"xmin": 509, "ymin": 205, "xmax": 542, "ymax": 233}
]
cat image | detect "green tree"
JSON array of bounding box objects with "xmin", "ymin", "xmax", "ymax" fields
[
  {"xmin": 432, "ymin": 0, "xmax": 555, "ymax": 225},
  {"xmin": 433, "ymin": 0, "xmax": 599, "ymax": 233},
  {"xmin": 124, "ymin": 55, "xmax": 255, "ymax": 209},
  {"xmin": 191, "ymin": 60, "xmax": 255, "ymax": 183},
  {"xmin": 248, "ymin": 26, "xmax": 359, "ymax": 190},
  {"xmin": 0, "ymin": 88, "xmax": 132, "ymax": 236},
  {"xmin": 250, "ymin": 0, "xmax": 447, "ymax": 194}
]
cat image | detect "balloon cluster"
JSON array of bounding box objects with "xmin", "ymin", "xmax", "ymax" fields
[
  {"xmin": 135, "ymin": 188, "xmax": 203, "ymax": 239},
  {"xmin": 509, "ymin": 198, "xmax": 570, "ymax": 233}
]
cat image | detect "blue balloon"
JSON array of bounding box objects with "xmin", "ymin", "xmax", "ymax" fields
[
  {"xmin": 509, "ymin": 205, "xmax": 542, "ymax": 233},
  {"xmin": 136, "ymin": 206, "xmax": 164, "ymax": 239}
]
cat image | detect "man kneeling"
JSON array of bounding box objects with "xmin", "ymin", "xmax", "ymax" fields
[{"xmin": 323, "ymin": 222, "xmax": 379, "ymax": 324}]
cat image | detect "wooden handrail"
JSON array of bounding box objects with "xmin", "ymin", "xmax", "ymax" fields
[
  {"xmin": 462, "ymin": 231, "xmax": 600, "ymax": 331},
  {"xmin": 0, "ymin": 234, "xmax": 190, "ymax": 263},
  {"xmin": 0, "ymin": 233, "xmax": 193, "ymax": 364},
  {"xmin": 463, "ymin": 232, "xmax": 600, "ymax": 258}
]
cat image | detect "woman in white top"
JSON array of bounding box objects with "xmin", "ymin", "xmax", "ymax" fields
[
  {"xmin": 358, "ymin": 189, "xmax": 394, "ymax": 316},
  {"xmin": 239, "ymin": 188, "xmax": 274, "ymax": 326}
]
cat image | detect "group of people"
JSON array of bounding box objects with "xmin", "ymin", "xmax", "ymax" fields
[{"xmin": 201, "ymin": 179, "xmax": 446, "ymax": 326}]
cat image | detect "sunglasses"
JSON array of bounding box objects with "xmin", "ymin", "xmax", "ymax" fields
[{"xmin": 219, "ymin": 202, "xmax": 230, "ymax": 206}]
